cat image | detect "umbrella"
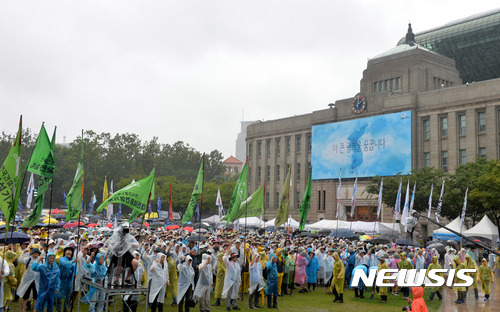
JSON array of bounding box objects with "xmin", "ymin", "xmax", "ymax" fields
[
  {"xmin": 447, "ymin": 240, "xmax": 459, "ymax": 249},
  {"xmin": 165, "ymin": 225, "xmax": 177, "ymax": 230},
  {"xmin": 49, "ymin": 214, "xmax": 66, "ymax": 220},
  {"xmin": 186, "ymin": 235, "xmax": 207, "ymax": 242},
  {"xmin": 371, "ymin": 236, "xmax": 392, "ymax": 244},
  {"xmin": 42, "ymin": 217, "xmax": 59, "ymax": 224},
  {"xmin": 63, "ymin": 221, "xmax": 85, "ymax": 229},
  {"xmin": 329, "ymin": 228, "xmax": 357, "ymax": 238},
  {"xmin": 193, "ymin": 228, "xmax": 208, "ymax": 233},
  {"xmin": 150, "ymin": 222, "xmax": 164, "ymax": 228},
  {"xmin": 395, "ymin": 238, "xmax": 422, "ymax": 247},
  {"xmin": 183, "ymin": 227, "xmax": 194, "ymax": 232},
  {"xmin": 299, "ymin": 232, "xmax": 319, "ymax": 238},
  {"xmin": 49, "ymin": 208, "xmax": 61, "ymax": 214},
  {"xmin": 143, "ymin": 222, "xmax": 150, "ymax": 228},
  {"xmin": 105, "ymin": 223, "xmax": 113, "ymax": 229},
  {"xmin": 145, "ymin": 212, "xmax": 159, "ymax": 219},
  {"xmin": 52, "ymin": 233, "xmax": 71, "ymax": 240},
  {"xmin": 0, "ymin": 232, "xmax": 30, "ymax": 244},
  {"xmin": 426, "ymin": 243, "xmax": 446, "ymax": 255},
  {"xmin": 359, "ymin": 235, "xmax": 373, "ymax": 240},
  {"xmin": 87, "ymin": 223, "xmax": 99, "ymax": 228},
  {"xmin": 98, "ymin": 227, "xmax": 112, "ymax": 232},
  {"xmin": 193, "ymin": 223, "xmax": 209, "ymax": 230}
]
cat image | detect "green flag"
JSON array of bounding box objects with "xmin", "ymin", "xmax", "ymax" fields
[
  {"xmin": 299, "ymin": 171, "xmax": 312, "ymax": 231},
  {"xmin": 22, "ymin": 126, "xmax": 56, "ymax": 228},
  {"xmin": 26, "ymin": 124, "xmax": 54, "ymax": 178},
  {"xmin": 97, "ymin": 168, "xmax": 155, "ymax": 214},
  {"xmin": 228, "ymin": 184, "xmax": 265, "ymax": 222},
  {"xmin": 128, "ymin": 209, "xmax": 142, "ymax": 223},
  {"xmin": 222, "ymin": 162, "xmax": 247, "ymax": 222},
  {"xmin": 181, "ymin": 155, "xmax": 204, "ymax": 224},
  {"xmin": 0, "ymin": 116, "xmax": 22, "ymax": 231},
  {"xmin": 65, "ymin": 132, "xmax": 84, "ymax": 222},
  {"xmin": 275, "ymin": 165, "xmax": 292, "ymax": 228}
]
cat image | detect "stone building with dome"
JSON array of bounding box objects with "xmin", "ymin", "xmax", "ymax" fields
[{"xmin": 245, "ymin": 11, "xmax": 500, "ymax": 237}]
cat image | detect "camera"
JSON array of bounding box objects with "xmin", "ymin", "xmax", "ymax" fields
[{"xmin": 402, "ymin": 305, "xmax": 411, "ymax": 311}]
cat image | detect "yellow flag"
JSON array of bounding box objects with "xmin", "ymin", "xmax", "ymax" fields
[
  {"xmin": 103, "ymin": 176, "xmax": 109, "ymax": 203},
  {"xmin": 275, "ymin": 165, "xmax": 292, "ymax": 228}
]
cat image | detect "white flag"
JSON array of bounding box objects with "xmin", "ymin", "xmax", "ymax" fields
[
  {"xmin": 427, "ymin": 184, "xmax": 433, "ymax": 218},
  {"xmin": 394, "ymin": 179, "xmax": 402, "ymax": 220},
  {"xmin": 401, "ymin": 180, "xmax": 410, "ymax": 231},
  {"xmin": 376, "ymin": 178, "xmax": 383, "ymax": 219},
  {"xmin": 26, "ymin": 172, "xmax": 35, "ymax": 209},
  {"xmin": 460, "ymin": 188, "xmax": 468, "ymax": 230},
  {"xmin": 215, "ymin": 188, "xmax": 224, "ymax": 218},
  {"xmin": 351, "ymin": 176, "xmax": 357, "ymax": 218},
  {"xmin": 107, "ymin": 180, "xmax": 114, "ymax": 221},
  {"xmin": 436, "ymin": 181, "xmax": 445, "ymax": 223}
]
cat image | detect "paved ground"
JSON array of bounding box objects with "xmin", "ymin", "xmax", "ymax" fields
[{"xmin": 440, "ymin": 273, "xmax": 500, "ymax": 312}]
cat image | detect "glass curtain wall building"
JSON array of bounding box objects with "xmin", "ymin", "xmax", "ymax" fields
[{"xmin": 397, "ymin": 8, "xmax": 500, "ymax": 83}]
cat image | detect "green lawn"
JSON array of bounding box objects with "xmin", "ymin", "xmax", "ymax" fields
[{"xmin": 5, "ymin": 286, "xmax": 442, "ymax": 312}]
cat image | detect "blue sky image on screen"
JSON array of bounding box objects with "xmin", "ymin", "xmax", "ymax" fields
[{"xmin": 311, "ymin": 111, "xmax": 411, "ymax": 179}]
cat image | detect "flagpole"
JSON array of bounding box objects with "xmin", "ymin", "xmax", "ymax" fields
[{"xmin": 197, "ymin": 153, "xmax": 205, "ymax": 243}]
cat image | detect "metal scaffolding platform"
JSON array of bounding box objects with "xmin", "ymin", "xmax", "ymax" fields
[{"xmin": 77, "ymin": 278, "xmax": 149, "ymax": 312}]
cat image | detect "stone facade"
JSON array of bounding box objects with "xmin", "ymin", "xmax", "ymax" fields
[{"xmin": 245, "ymin": 30, "xmax": 500, "ymax": 237}]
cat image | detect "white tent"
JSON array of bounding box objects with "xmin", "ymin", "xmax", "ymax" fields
[
  {"xmin": 234, "ymin": 216, "xmax": 264, "ymax": 228},
  {"xmin": 201, "ymin": 215, "xmax": 223, "ymax": 224},
  {"xmin": 463, "ymin": 215, "xmax": 499, "ymax": 241},
  {"xmin": 264, "ymin": 217, "xmax": 300, "ymax": 229},
  {"xmin": 351, "ymin": 221, "xmax": 400, "ymax": 234},
  {"xmin": 433, "ymin": 217, "xmax": 465, "ymax": 234},
  {"xmin": 305, "ymin": 219, "xmax": 350, "ymax": 231}
]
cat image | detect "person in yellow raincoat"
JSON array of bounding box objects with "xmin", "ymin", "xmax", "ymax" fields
[
  {"xmin": 331, "ymin": 252, "xmax": 344, "ymax": 303},
  {"xmin": 426, "ymin": 256, "xmax": 443, "ymax": 301},
  {"xmin": 398, "ymin": 252, "xmax": 414, "ymax": 299},
  {"xmin": 453, "ymin": 255, "xmax": 466, "ymax": 304},
  {"xmin": 212, "ymin": 251, "xmax": 226, "ymax": 306},
  {"xmin": 275, "ymin": 249, "xmax": 286, "ymax": 296},
  {"xmin": 13, "ymin": 243, "xmax": 26, "ymax": 303},
  {"xmin": 239, "ymin": 244, "xmax": 251, "ymax": 295},
  {"xmin": 479, "ymin": 258, "xmax": 494, "ymax": 301},
  {"xmin": 4, "ymin": 250, "xmax": 18, "ymax": 309},
  {"xmin": 464, "ymin": 253, "xmax": 479, "ymax": 300},
  {"xmin": 165, "ymin": 253, "xmax": 178, "ymax": 305},
  {"xmin": 377, "ymin": 255, "xmax": 389, "ymax": 303}
]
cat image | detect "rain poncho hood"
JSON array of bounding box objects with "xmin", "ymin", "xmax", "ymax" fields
[
  {"xmin": 148, "ymin": 253, "xmax": 169, "ymax": 304},
  {"xmin": 249, "ymin": 253, "xmax": 265, "ymax": 294},
  {"xmin": 177, "ymin": 257, "xmax": 195, "ymax": 302},
  {"xmin": 193, "ymin": 254, "xmax": 213, "ymax": 301}
]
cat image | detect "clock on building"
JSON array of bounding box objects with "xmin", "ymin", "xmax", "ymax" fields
[{"xmin": 352, "ymin": 94, "xmax": 367, "ymax": 114}]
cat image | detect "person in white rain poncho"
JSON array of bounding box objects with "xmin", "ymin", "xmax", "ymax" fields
[
  {"xmin": 248, "ymin": 253, "xmax": 265, "ymax": 310},
  {"xmin": 177, "ymin": 255, "xmax": 195, "ymax": 312},
  {"xmin": 0, "ymin": 255, "xmax": 11, "ymax": 312},
  {"xmin": 17, "ymin": 248, "xmax": 41, "ymax": 312},
  {"xmin": 124, "ymin": 252, "xmax": 146, "ymax": 312},
  {"xmin": 222, "ymin": 248, "xmax": 241, "ymax": 311},
  {"xmin": 193, "ymin": 254, "xmax": 213, "ymax": 312},
  {"xmin": 148, "ymin": 253, "xmax": 170, "ymax": 312},
  {"xmin": 324, "ymin": 250, "xmax": 334, "ymax": 293}
]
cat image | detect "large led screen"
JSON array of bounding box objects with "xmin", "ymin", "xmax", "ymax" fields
[{"xmin": 312, "ymin": 111, "xmax": 411, "ymax": 179}]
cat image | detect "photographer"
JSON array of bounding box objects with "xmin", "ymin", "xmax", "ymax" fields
[{"xmin": 402, "ymin": 287, "xmax": 428, "ymax": 312}]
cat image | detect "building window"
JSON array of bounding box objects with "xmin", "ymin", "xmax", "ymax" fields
[
  {"xmin": 275, "ymin": 192, "xmax": 280, "ymax": 209},
  {"xmin": 286, "ymin": 164, "xmax": 291, "ymax": 176},
  {"xmin": 396, "ymin": 77, "xmax": 401, "ymax": 90},
  {"xmin": 276, "ymin": 165, "xmax": 280, "ymax": 182},
  {"xmin": 296, "ymin": 191, "xmax": 301, "ymax": 210},
  {"xmin": 257, "ymin": 141, "xmax": 262, "ymax": 158},
  {"xmin": 479, "ymin": 147, "xmax": 486, "ymax": 158},
  {"xmin": 459, "ymin": 149, "xmax": 467, "ymax": 165},
  {"xmin": 385, "ymin": 79, "xmax": 390, "ymax": 91},
  {"xmin": 248, "ymin": 143, "xmax": 252, "ymax": 159},
  {"xmin": 317, "ymin": 191, "xmax": 321, "ymax": 211},
  {"xmin": 478, "ymin": 111, "xmax": 486, "ymax": 132},
  {"xmin": 257, "ymin": 166, "xmax": 261, "ymax": 183},
  {"xmin": 424, "ymin": 152, "xmax": 430, "ymax": 167},
  {"xmin": 296, "ymin": 135, "xmax": 301, "ymax": 154},
  {"xmin": 286, "ymin": 137, "xmax": 291, "ymax": 155},
  {"xmin": 265, "ymin": 192, "xmax": 269, "ymax": 210},
  {"xmin": 440, "ymin": 117, "xmax": 448, "ymax": 137},
  {"xmin": 458, "ymin": 114, "xmax": 466, "ymax": 135},
  {"xmin": 266, "ymin": 140, "xmax": 271, "ymax": 157},
  {"xmin": 442, "ymin": 151, "xmax": 448, "ymax": 173},
  {"xmin": 297, "ymin": 163, "xmax": 301, "ymax": 181},
  {"xmin": 235, "ymin": 166, "xmax": 239, "ymax": 174},
  {"xmin": 374, "ymin": 81, "xmax": 379, "ymax": 93},
  {"xmin": 276, "ymin": 138, "xmax": 281, "ymax": 157},
  {"xmin": 308, "ymin": 162, "xmax": 311, "ymax": 174},
  {"xmin": 307, "ymin": 134, "xmax": 312, "ymax": 152},
  {"xmin": 266, "ymin": 165, "xmax": 270, "ymax": 182},
  {"xmin": 423, "ymin": 119, "xmax": 430, "ymax": 139},
  {"xmin": 323, "ymin": 191, "xmax": 326, "ymax": 211}
]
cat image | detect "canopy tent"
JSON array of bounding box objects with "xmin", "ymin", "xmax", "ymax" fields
[
  {"xmin": 234, "ymin": 216, "xmax": 264, "ymax": 228},
  {"xmin": 201, "ymin": 215, "xmax": 223, "ymax": 224},
  {"xmin": 463, "ymin": 215, "xmax": 499, "ymax": 241},
  {"xmin": 305, "ymin": 219, "xmax": 400, "ymax": 234},
  {"xmin": 433, "ymin": 216, "xmax": 464, "ymax": 241},
  {"xmin": 264, "ymin": 217, "xmax": 300, "ymax": 229}
]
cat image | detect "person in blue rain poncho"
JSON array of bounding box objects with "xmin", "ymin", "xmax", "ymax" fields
[
  {"xmin": 344, "ymin": 249, "xmax": 356, "ymax": 283},
  {"xmin": 265, "ymin": 254, "xmax": 279, "ymax": 309},
  {"xmin": 350, "ymin": 264, "xmax": 368, "ymax": 299},
  {"xmin": 55, "ymin": 247, "xmax": 76, "ymax": 312},
  {"xmin": 83, "ymin": 252, "xmax": 108, "ymax": 312},
  {"xmin": 32, "ymin": 252, "xmax": 60, "ymax": 312},
  {"xmin": 306, "ymin": 250, "xmax": 319, "ymax": 292}
]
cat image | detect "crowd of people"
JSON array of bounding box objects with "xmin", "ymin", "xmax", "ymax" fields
[{"xmin": 0, "ymin": 221, "xmax": 498, "ymax": 312}]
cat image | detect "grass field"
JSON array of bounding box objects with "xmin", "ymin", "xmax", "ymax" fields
[{"xmin": 5, "ymin": 286, "xmax": 442, "ymax": 312}]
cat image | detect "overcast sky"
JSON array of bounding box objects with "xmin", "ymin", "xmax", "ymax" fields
[{"xmin": 2, "ymin": 1, "xmax": 498, "ymax": 159}]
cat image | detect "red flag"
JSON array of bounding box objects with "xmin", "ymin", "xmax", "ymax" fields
[{"xmin": 168, "ymin": 184, "xmax": 173, "ymax": 221}]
